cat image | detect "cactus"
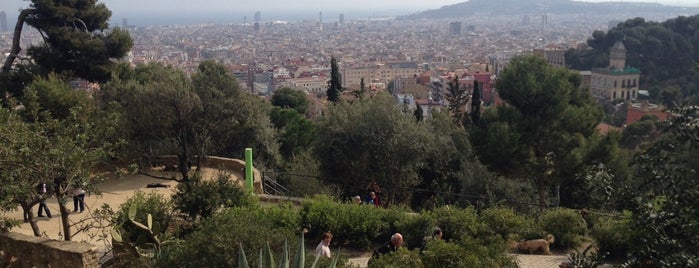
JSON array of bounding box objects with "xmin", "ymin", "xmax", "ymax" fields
[
  {"xmin": 111, "ymin": 203, "xmax": 162, "ymax": 259},
  {"xmin": 237, "ymin": 232, "xmax": 341, "ymax": 268},
  {"xmin": 239, "ymin": 243, "xmax": 250, "ymax": 268}
]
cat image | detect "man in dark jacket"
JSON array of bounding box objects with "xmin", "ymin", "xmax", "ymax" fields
[{"xmin": 371, "ymin": 233, "xmax": 403, "ymax": 260}]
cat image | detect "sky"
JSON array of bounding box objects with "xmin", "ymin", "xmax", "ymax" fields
[
  {"xmin": 1, "ymin": 0, "xmax": 698, "ymax": 14},
  {"xmin": 1, "ymin": 0, "xmax": 697, "ymax": 26}
]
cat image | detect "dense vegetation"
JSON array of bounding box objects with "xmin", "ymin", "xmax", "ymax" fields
[{"xmin": 566, "ymin": 15, "xmax": 699, "ymax": 105}]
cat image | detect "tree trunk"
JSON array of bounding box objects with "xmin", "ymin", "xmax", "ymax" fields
[
  {"xmin": 537, "ymin": 178, "xmax": 547, "ymax": 211},
  {"xmin": 21, "ymin": 204, "xmax": 41, "ymax": 237},
  {"xmin": 1, "ymin": 9, "xmax": 33, "ymax": 73},
  {"xmin": 59, "ymin": 200, "xmax": 73, "ymax": 241}
]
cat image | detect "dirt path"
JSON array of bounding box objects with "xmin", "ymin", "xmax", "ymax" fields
[{"xmin": 1, "ymin": 167, "xmax": 238, "ymax": 248}]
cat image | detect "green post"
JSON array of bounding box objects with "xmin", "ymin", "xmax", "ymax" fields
[{"xmin": 245, "ymin": 148, "xmax": 254, "ymax": 194}]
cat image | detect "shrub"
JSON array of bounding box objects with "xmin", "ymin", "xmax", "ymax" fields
[
  {"xmin": 421, "ymin": 239, "xmax": 477, "ymax": 268},
  {"xmin": 172, "ymin": 171, "xmax": 256, "ymax": 220},
  {"xmin": 301, "ymin": 195, "xmax": 387, "ymax": 250},
  {"xmin": 153, "ymin": 206, "xmax": 298, "ymax": 268},
  {"xmin": 538, "ymin": 208, "xmax": 587, "ymax": 249},
  {"xmin": 367, "ymin": 248, "xmax": 423, "ymax": 268},
  {"xmin": 478, "ymin": 206, "xmax": 533, "ymax": 241},
  {"xmin": 428, "ymin": 206, "xmax": 482, "ymax": 242},
  {"xmin": 393, "ymin": 213, "xmax": 435, "ymax": 249},
  {"xmin": 590, "ymin": 212, "xmax": 632, "ymax": 259}
]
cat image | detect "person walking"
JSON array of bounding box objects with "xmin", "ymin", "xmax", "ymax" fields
[
  {"xmin": 73, "ymin": 187, "xmax": 86, "ymax": 213},
  {"xmin": 315, "ymin": 232, "xmax": 333, "ymax": 258},
  {"xmin": 37, "ymin": 183, "xmax": 52, "ymax": 218},
  {"xmin": 371, "ymin": 233, "xmax": 404, "ymax": 260}
]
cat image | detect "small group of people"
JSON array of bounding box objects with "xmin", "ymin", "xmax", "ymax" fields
[
  {"xmin": 351, "ymin": 180, "xmax": 383, "ymax": 207},
  {"xmin": 22, "ymin": 182, "xmax": 86, "ymax": 222}
]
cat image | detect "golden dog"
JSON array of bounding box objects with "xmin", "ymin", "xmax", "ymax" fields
[{"xmin": 517, "ymin": 234, "xmax": 555, "ymax": 255}]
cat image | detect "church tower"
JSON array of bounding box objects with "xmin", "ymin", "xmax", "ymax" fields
[{"xmin": 609, "ymin": 41, "xmax": 626, "ymax": 70}]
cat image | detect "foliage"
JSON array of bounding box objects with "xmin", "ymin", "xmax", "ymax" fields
[
  {"xmin": 566, "ymin": 15, "xmax": 699, "ymax": 103},
  {"xmin": 367, "ymin": 248, "xmax": 423, "ymax": 268},
  {"xmin": 420, "ymin": 239, "xmax": 474, "ymax": 268},
  {"xmin": 0, "ymin": 85, "xmax": 119, "ymax": 239},
  {"xmin": 621, "ymin": 106, "xmax": 699, "ymax": 266},
  {"xmin": 279, "ymin": 151, "xmax": 336, "ymax": 197},
  {"xmin": 428, "ymin": 207, "xmax": 482, "ymax": 242},
  {"xmin": 313, "ymin": 92, "xmax": 430, "ymax": 205},
  {"xmin": 327, "ymin": 56, "xmax": 342, "ymax": 102},
  {"xmin": 479, "ymin": 206, "xmax": 534, "ymax": 241},
  {"xmin": 154, "ymin": 206, "xmax": 298, "ymax": 268},
  {"xmin": 113, "ymin": 191, "xmax": 173, "ymax": 243},
  {"xmin": 270, "ymin": 107, "xmax": 317, "ymax": 159},
  {"xmin": 444, "ymin": 75, "xmax": 469, "ymax": 127},
  {"xmin": 565, "ymin": 244, "xmax": 608, "ymax": 268},
  {"xmin": 272, "ymin": 88, "xmax": 310, "ymax": 115},
  {"xmin": 100, "ymin": 61, "xmax": 281, "ymax": 180},
  {"xmin": 171, "ymin": 171, "xmax": 256, "ymax": 220},
  {"xmin": 472, "ymin": 55, "xmax": 604, "ymax": 208},
  {"xmin": 301, "ymin": 195, "xmax": 388, "ymax": 250},
  {"xmin": 538, "ymin": 208, "xmax": 587, "ymax": 249},
  {"xmin": 590, "ymin": 213, "xmax": 632, "ymax": 259},
  {"xmin": 471, "ymin": 80, "xmax": 481, "ymax": 126}
]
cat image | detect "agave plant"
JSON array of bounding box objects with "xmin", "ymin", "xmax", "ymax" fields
[{"xmin": 238, "ymin": 232, "xmax": 340, "ymax": 268}]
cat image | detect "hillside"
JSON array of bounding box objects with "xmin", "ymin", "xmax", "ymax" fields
[{"xmin": 399, "ymin": 0, "xmax": 699, "ymax": 19}]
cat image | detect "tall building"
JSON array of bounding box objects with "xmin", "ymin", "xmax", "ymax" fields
[
  {"xmin": 541, "ymin": 14, "xmax": 548, "ymax": 28},
  {"xmin": 319, "ymin": 11, "xmax": 323, "ymax": 31},
  {"xmin": 254, "ymin": 11, "xmax": 261, "ymax": 31},
  {"xmin": 339, "ymin": 13, "xmax": 345, "ymax": 25},
  {"xmin": 122, "ymin": 18, "xmax": 128, "ymax": 29},
  {"xmin": 0, "ymin": 11, "xmax": 7, "ymax": 33},
  {"xmin": 590, "ymin": 41, "xmax": 641, "ymax": 101},
  {"xmin": 449, "ymin": 22, "xmax": 461, "ymax": 36}
]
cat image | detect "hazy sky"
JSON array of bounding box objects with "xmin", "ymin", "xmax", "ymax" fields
[{"xmin": 1, "ymin": 0, "xmax": 697, "ymax": 14}]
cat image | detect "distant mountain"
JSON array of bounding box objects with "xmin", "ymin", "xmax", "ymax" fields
[{"xmin": 399, "ymin": 0, "xmax": 699, "ymax": 19}]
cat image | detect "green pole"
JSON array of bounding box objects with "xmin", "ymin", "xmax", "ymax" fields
[{"xmin": 245, "ymin": 148, "xmax": 254, "ymax": 194}]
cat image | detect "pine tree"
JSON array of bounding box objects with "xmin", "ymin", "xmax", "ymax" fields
[
  {"xmin": 470, "ymin": 80, "xmax": 481, "ymax": 126},
  {"xmin": 327, "ymin": 56, "xmax": 342, "ymax": 102}
]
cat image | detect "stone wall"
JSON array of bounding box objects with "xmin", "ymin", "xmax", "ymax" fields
[{"xmin": 0, "ymin": 232, "xmax": 99, "ymax": 268}]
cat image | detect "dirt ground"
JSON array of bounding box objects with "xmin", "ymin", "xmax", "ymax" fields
[{"xmin": 1, "ymin": 167, "xmax": 237, "ymax": 249}]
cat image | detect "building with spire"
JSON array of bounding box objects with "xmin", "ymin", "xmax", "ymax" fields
[{"xmin": 590, "ymin": 41, "xmax": 641, "ymax": 101}]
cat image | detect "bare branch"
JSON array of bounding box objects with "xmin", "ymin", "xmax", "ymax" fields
[{"xmin": 2, "ymin": 9, "xmax": 36, "ymax": 73}]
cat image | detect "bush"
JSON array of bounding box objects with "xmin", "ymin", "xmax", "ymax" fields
[
  {"xmin": 421, "ymin": 240, "xmax": 477, "ymax": 268},
  {"xmin": 367, "ymin": 248, "xmax": 423, "ymax": 268},
  {"xmin": 172, "ymin": 171, "xmax": 256, "ymax": 220},
  {"xmin": 479, "ymin": 206, "xmax": 533, "ymax": 241},
  {"xmin": 590, "ymin": 212, "xmax": 632, "ymax": 259},
  {"xmin": 538, "ymin": 208, "xmax": 587, "ymax": 249},
  {"xmin": 428, "ymin": 206, "xmax": 482, "ymax": 242},
  {"xmin": 301, "ymin": 195, "xmax": 387, "ymax": 250},
  {"xmin": 153, "ymin": 206, "xmax": 298, "ymax": 268},
  {"xmin": 393, "ymin": 213, "xmax": 435, "ymax": 249}
]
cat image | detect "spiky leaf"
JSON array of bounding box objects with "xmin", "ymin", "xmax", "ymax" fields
[
  {"xmin": 329, "ymin": 247, "xmax": 341, "ymax": 268},
  {"xmin": 239, "ymin": 243, "xmax": 250, "ymax": 268},
  {"xmin": 263, "ymin": 242, "xmax": 275, "ymax": 268},
  {"xmin": 292, "ymin": 233, "xmax": 305, "ymax": 268},
  {"xmin": 279, "ymin": 239, "xmax": 289, "ymax": 268}
]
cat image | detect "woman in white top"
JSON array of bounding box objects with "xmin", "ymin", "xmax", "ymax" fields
[{"xmin": 315, "ymin": 232, "xmax": 333, "ymax": 258}]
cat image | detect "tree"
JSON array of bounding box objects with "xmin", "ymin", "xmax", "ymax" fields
[
  {"xmin": 0, "ymin": 78, "xmax": 119, "ymax": 240},
  {"xmin": 1, "ymin": 0, "xmax": 132, "ymax": 104},
  {"xmin": 414, "ymin": 104, "xmax": 424, "ymax": 122},
  {"xmin": 445, "ymin": 75, "xmax": 469, "ymax": 127},
  {"xmin": 269, "ymin": 107, "xmax": 316, "ymax": 159},
  {"xmin": 100, "ymin": 62, "xmax": 281, "ymax": 183},
  {"xmin": 471, "ymin": 55, "xmax": 604, "ymax": 209},
  {"xmin": 622, "ymin": 106, "xmax": 699, "ymax": 266},
  {"xmin": 314, "ymin": 93, "xmax": 430, "ymax": 205},
  {"xmin": 470, "ymin": 80, "xmax": 481, "ymax": 126},
  {"xmin": 271, "ymin": 87, "xmax": 309, "ymax": 115},
  {"xmin": 327, "ymin": 56, "xmax": 342, "ymax": 102}
]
